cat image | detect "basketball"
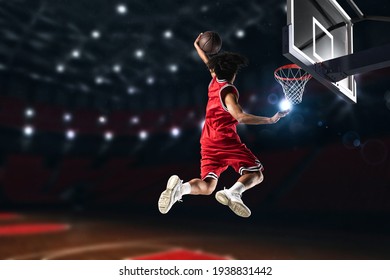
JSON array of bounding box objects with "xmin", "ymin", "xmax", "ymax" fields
[{"xmin": 198, "ymin": 31, "xmax": 222, "ymax": 55}]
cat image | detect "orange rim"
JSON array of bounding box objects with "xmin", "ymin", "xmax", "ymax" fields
[{"xmin": 274, "ymin": 64, "xmax": 312, "ymax": 81}]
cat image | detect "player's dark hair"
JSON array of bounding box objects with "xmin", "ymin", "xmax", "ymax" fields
[{"xmin": 207, "ymin": 52, "xmax": 248, "ymax": 81}]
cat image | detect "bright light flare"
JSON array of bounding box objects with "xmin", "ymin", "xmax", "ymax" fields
[
  {"xmin": 63, "ymin": 113, "xmax": 72, "ymax": 122},
  {"xmin": 117, "ymin": 4, "xmax": 127, "ymax": 14},
  {"xmin": 23, "ymin": 125, "xmax": 34, "ymax": 136},
  {"xmin": 279, "ymin": 99, "xmax": 292, "ymax": 112},
  {"xmin": 104, "ymin": 131, "xmax": 114, "ymax": 141},
  {"xmin": 66, "ymin": 130, "xmax": 76, "ymax": 140},
  {"xmin": 171, "ymin": 127, "xmax": 180, "ymax": 137},
  {"xmin": 139, "ymin": 130, "xmax": 148, "ymax": 140}
]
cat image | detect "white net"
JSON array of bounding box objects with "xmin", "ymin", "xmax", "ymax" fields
[{"xmin": 274, "ymin": 65, "xmax": 312, "ymax": 105}]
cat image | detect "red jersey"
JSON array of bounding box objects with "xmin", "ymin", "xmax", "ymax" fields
[
  {"xmin": 199, "ymin": 76, "xmax": 263, "ymax": 180},
  {"xmin": 200, "ymin": 76, "xmax": 241, "ymax": 146}
]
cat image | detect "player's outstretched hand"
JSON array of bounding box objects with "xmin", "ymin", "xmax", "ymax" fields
[
  {"xmin": 278, "ymin": 109, "xmax": 290, "ymax": 117},
  {"xmin": 270, "ymin": 110, "xmax": 290, "ymax": 124}
]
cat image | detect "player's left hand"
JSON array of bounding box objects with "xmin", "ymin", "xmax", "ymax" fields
[
  {"xmin": 270, "ymin": 110, "xmax": 290, "ymax": 123},
  {"xmin": 278, "ymin": 109, "xmax": 290, "ymax": 117}
]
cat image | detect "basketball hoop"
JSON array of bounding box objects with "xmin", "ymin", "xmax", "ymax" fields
[{"xmin": 274, "ymin": 64, "xmax": 312, "ymax": 105}]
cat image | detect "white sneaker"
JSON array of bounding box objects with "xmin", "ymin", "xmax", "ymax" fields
[
  {"xmin": 215, "ymin": 189, "xmax": 251, "ymax": 218},
  {"xmin": 158, "ymin": 175, "xmax": 183, "ymax": 214}
]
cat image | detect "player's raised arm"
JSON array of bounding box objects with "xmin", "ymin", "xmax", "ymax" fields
[{"xmin": 194, "ymin": 33, "xmax": 210, "ymax": 65}]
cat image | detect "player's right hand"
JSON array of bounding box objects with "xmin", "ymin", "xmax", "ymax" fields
[{"xmin": 194, "ymin": 33, "xmax": 203, "ymax": 47}]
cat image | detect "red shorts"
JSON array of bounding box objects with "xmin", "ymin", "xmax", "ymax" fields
[{"xmin": 200, "ymin": 142, "xmax": 263, "ymax": 180}]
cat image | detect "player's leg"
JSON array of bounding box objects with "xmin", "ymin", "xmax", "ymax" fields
[
  {"xmin": 158, "ymin": 175, "xmax": 217, "ymax": 214},
  {"xmin": 188, "ymin": 177, "xmax": 218, "ymax": 195},
  {"xmin": 214, "ymin": 143, "xmax": 263, "ymax": 218},
  {"xmin": 187, "ymin": 152, "xmax": 223, "ymax": 195},
  {"xmin": 215, "ymin": 170, "xmax": 263, "ymax": 218},
  {"xmin": 236, "ymin": 170, "xmax": 264, "ymax": 192},
  {"xmin": 158, "ymin": 147, "xmax": 223, "ymax": 214}
]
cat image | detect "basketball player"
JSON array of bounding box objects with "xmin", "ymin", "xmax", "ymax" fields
[{"xmin": 158, "ymin": 33, "xmax": 289, "ymax": 218}]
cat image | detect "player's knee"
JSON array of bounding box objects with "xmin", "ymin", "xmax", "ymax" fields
[
  {"xmin": 202, "ymin": 178, "xmax": 217, "ymax": 195},
  {"xmin": 198, "ymin": 186, "xmax": 215, "ymax": 195},
  {"xmin": 205, "ymin": 183, "xmax": 217, "ymax": 195},
  {"xmin": 255, "ymin": 171, "xmax": 264, "ymax": 185},
  {"xmin": 203, "ymin": 187, "xmax": 214, "ymax": 195}
]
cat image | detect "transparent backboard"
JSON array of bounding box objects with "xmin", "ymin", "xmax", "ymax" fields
[{"xmin": 284, "ymin": 0, "xmax": 357, "ymax": 102}]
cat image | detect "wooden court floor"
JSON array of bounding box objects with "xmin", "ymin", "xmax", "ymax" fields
[{"xmin": 1, "ymin": 207, "xmax": 390, "ymax": 260}]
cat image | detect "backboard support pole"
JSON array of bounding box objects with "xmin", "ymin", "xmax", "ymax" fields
[
  {"xmin": 318, "ymin": 43, "xmax": 390, "ymax": 82},
  {"xmin": 346, "ymin": 0, "xmax": 390, "ymax": 23},
  {"xmin": 345, "ymin": 0, "xmax": 364, "ymax": 18}
]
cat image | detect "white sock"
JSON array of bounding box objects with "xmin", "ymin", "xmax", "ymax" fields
[
  {"xmin": 229, "ymin": 182, "xmax": 246, "ymax": 195},
  {"xmin": 181, "ymin": 182, "xmax": 192, "ymax": 196}
]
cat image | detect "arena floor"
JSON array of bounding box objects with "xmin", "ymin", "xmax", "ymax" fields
[{"xmin": 1, "ymin": 208, "xmax": 389, "ymax": 260}]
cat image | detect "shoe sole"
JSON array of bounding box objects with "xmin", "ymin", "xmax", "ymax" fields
[
  {"xmin": 158, "ymin": 175, "xmax": 180, "ymax": 214},
  {"xmin": 215, "ymin": 191, "xmax": 251, "ymax": 218},
  {"xmin": 215, "ymin": 191, "xmax": 229, "ymax": 206}
]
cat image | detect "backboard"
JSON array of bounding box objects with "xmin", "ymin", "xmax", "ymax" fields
[{"xmin": 284, "ymin": 0, "xmax": 357, "ymax": 103}]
